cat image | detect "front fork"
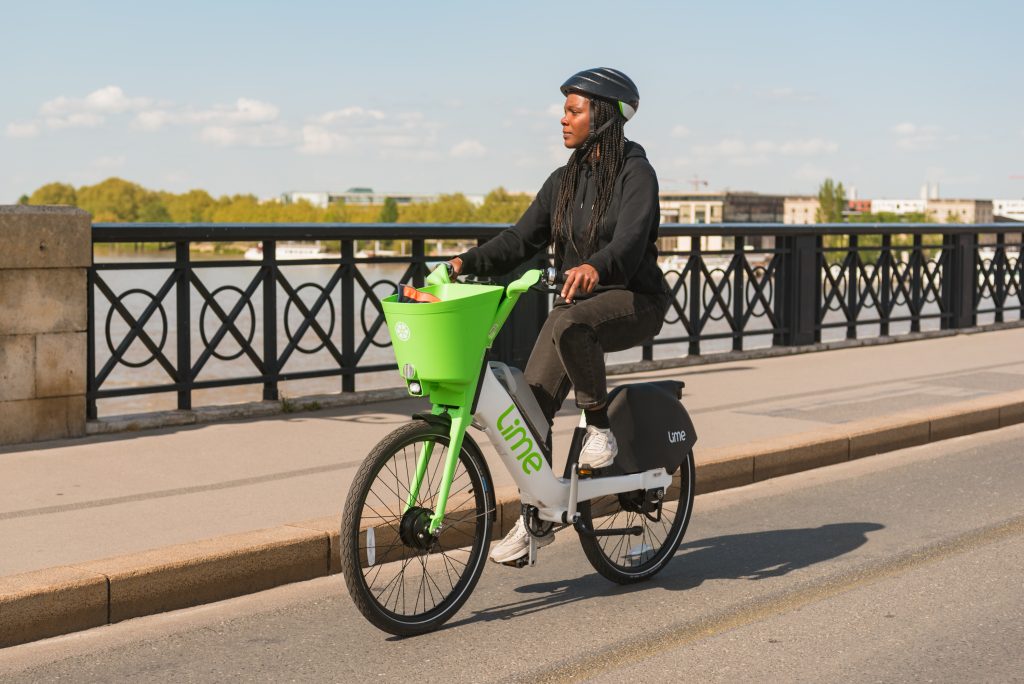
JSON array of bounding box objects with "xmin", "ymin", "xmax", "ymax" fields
[{"xmin": 404, "ymin": 405, "xmax": 470, "ymax": 535}]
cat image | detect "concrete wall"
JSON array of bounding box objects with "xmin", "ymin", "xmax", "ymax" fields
[{"xmin": 0, "ymin": 206, "xmax": 91, "ymax": 445}]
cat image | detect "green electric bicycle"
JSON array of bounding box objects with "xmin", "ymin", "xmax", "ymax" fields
[{"xmin": 340, "ymin": 265, "xmax": 697, "ymax": 636}]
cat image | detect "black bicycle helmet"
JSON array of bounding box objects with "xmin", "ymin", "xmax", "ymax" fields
[{"xmin": 560, "ymin": 67, "xmax": 639, "ymax": 121}]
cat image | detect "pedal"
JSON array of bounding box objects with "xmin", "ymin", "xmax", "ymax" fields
[
  {"xmin": 501, "ymin": 555, "xmax": 530, "ymax": 569},
  {"xmin": 576, "ymin": 464, "xmax": 596, "ymax": 478}
]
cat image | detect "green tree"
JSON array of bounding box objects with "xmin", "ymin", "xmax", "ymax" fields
[
  {"xmin": 848, "ymin": 211, "xmax": 929, "ymax": 224},
  {"xmin": 29, "ymin": 182, "xmax": 77, "ymax": 206},
  {"xmin": 475, "ymin": 187, "xmax": 532, "ymax": 223},
  {"xmin": 379, "ymin": 197, "xmax": 399, "ymax": 223},
  {"xmin": 324, "ymin": 200, "xmax": 349, "ymax": 222},
  {"xmin": 209, "ymin": 194, "xmax": 262, "ymax": 222},
  {"xmin": 17, "ymin": 194, "xmax": 29, "ymax": 205},
  {"xmin": 815, "ymin": 178, "xmax": 846, "ymax": 223},
  {"xmin": 162, "ymin": 189, "xmax": 215, "ymax": 222},
  {"xmin": 137, "ymin": 192, "xmax": 171, "ymax": 222},
  {"xmin": 77, "ymin": 178, "xmax": 150, "ymax": 222},
  {"xmin": 397, "ymin": 202, "xmax": 432, "ymax": 223},
  {"xmin": 427, "ymin": 193, "xmax": 477, "ymax": 223}
]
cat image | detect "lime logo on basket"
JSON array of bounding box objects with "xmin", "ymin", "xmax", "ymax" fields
[
  {"xmin": 394, "ymin": 321, "xmax": 411, "ymax": 342},
  {"xmin": 496, "ymin": 405, "xmax": 544, "ymax": 474}
]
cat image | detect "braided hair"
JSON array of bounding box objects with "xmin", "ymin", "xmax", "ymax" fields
[{"xmin": 550, "ymin": 98, "xmax": 626, "ymax": 262}]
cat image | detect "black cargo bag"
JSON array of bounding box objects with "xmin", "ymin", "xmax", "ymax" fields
[{"xmin": 604, "ymin": 380, "xmax": 697, "ymax": 475}]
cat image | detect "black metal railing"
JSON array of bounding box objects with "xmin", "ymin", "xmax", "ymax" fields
[{"xmin": 88, "ymin": 223, "xmax": 1023, "ymax": 418}]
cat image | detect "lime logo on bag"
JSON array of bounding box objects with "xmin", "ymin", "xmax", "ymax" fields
[
  {"xmin": 496, "ymin": 404, "xmax": 544, "ymax": 474},
  {"xmin": 394, "ymin": 321, "xmax": 411, "ymax": 342}
]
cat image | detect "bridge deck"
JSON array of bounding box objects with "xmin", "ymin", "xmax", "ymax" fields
[{"xmin": 2, "ymin": 327, "xmax": 1023, "ymax": 577}]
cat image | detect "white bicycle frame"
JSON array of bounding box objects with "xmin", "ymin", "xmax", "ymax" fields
[{"xmin": 472, "ymin": 363, "xmax": 674, "ymax": 526}]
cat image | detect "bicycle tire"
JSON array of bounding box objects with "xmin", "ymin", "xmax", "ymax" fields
[
  {"xmin": 577, "ymin": 451, "xmax": 695, "ymax": 584},
  {"xmin": 340, "ymin": 420, "xmax": 492, "ymax": 636}
]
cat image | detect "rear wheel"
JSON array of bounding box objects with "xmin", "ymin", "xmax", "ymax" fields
[
  {"xmin": 340, "ymin": 420, "xmax": 493, "ymax": 636},
  {"xmin": 577, "ymin": 451, "xmax": 695, "ymax": 584}
]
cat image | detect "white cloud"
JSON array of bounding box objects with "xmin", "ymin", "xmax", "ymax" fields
[
  {"xmin": 16, "ymin": 87, "xmax": 282, "ymax": 140},
  {"xmin": 133, "ymin": 110, "xmax": 172, "ymax": 131},
  {"xmin": 450, "ymin": 139, "xmax": 487, "ymax": 159},
  {"xmin": 299, "ymin": 125, "xmax": 352, "ymax": 155},
  {"xmin": 298, "ymin": 107, "xmax": 440, "ymax": 157},
  {"xmin": 41, "ymin": 86, "xmax": 152, "ymax": 116},
  {"xmin": 671, "ymin": 125, "xmax": 691, "ymax": 139},
  {"xmin": 134, "ymin": 98, "xmax": 280, "ymax": 131},
  {"xmin": 200, "ymin": 123, "xmax": 293, "ymax": 148},
  {"xmin": 693, "ymin": 136, "xmax": 838, "ymax": 163},
  {"xmin": 315, "ymin": 106, "xmax": 385, "ymax": 124},
  {"xmin": 38, "ymin": 86, "xmax": 152, "ymax": 129},
  {"xmin": 45, "ymin": 112, "xmax": 105, "ymax": 129},
  {"xmin": 5, "ymin": 121, "xmax": 39, "ymax": 138},
  {"xmin": 891, "ymin": 122, "xmax": 955, "ymax": 151}
]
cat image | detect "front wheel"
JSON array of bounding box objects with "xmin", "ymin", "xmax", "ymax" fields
[
  {"xmin": 577, "ymin": 451, "xmax": 695, "ymax": 584},
  {"xmin": 340, "ymin": 420, "xmax": 493, "ymax": 636}
]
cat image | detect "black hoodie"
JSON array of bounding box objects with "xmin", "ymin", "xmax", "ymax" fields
[{"xmin": 458, "ymin": 140, "xmax": 667, "ymax": 297}]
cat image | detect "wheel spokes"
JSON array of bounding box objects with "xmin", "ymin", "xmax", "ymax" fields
[{"xmin": 356, "ymin": 436, "xmax": 483, "ymax": 616}]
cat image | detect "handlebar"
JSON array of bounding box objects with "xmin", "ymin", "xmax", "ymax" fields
[{"xmin": 543, "ymin": 267, "xmax": 566, "ymax": 286}]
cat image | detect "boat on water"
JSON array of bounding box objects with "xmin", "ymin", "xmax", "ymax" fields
[{"xmin": 243, "ymin": 242, "xmax": 340, "ymax": 261}]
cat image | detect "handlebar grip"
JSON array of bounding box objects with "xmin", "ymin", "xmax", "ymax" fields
[{"xmin": 544, "ymin": 267, "xmax": 566, "ymax": 286}]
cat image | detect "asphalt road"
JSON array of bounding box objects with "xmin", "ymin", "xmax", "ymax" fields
[{"xmin": 2, "ymin": 424, "xmax": 1023, "ymax": 683}]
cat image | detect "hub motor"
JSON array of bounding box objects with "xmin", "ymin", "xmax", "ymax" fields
[
  {"xmin": 399, "ymin": 506, "xmax": 438, "ymax": 551},
  {"xmin": 617, "ymin": 488, "xmax": 665, "ymax": 522}
]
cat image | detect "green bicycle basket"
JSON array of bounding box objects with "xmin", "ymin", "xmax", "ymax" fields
[{"xmin": 382, "ymin": 282, "xmax": 504, "ymax": 386}]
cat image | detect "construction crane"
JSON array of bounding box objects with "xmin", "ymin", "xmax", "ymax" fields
[{"xmin": 688, "ymin": 174, "xmax": 709, "ymax": 191}]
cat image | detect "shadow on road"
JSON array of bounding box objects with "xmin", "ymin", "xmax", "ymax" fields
[{"xmin": 453, "ymin": 522, "xmax": 884, "ymax": 628}]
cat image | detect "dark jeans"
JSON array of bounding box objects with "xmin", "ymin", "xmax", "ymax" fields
[{"xmin": 524, "ymin": 288, "xmax": 670, "ymax": 431}]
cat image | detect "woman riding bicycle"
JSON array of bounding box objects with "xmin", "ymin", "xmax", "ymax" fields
[{"xmin": 448, "ymin": 67, "xmax": 671, "ymax": 564}]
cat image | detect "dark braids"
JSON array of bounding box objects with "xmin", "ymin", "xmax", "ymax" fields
[{"xmin": 550, "ymin": 98, "xmax": 626, "ymax": 261}]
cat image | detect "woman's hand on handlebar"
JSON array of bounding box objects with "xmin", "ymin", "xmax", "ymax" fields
[{"xmin": 561, "ymin": 264, "xmax": 599, "ymax": 303}]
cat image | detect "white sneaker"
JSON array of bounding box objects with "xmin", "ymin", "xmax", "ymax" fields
[
  {"xmin": 489, "ymin": 516, "xmax": 553, "ymax": 564},
  {"xmin": 580, "ymin": 425, "xmax": 617, "ymax": 469}
]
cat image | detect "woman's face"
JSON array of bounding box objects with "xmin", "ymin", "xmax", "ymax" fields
[{"xmin": 561, "ymin": 93, "xmax": 590, "ymax": 149}]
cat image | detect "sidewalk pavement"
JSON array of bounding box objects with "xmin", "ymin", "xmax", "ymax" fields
[{"xmin": 2, "ymin": 326, "xmax": 1024, "ymax": 646}]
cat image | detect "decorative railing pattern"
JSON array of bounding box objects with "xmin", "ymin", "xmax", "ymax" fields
[{"xmin": 88, "ymin": 223, "xmax": 1023, "ymax": 417}]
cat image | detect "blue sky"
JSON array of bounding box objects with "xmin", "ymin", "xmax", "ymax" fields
[{"xmin": 3, "ymin": 0, "xmax": 1022, "ymax": 204}]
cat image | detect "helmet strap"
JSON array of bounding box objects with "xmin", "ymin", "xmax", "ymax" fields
[{"xmin": 583, "ymin": 97, "xmax": 616, "ymax": 149}]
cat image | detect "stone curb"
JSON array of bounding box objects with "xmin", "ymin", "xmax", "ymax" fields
[
  {"xmin": 4, "ymin": 388, "xmax": 1024, "ymax": 648},
  {"xmin": 85, "ymin": 321, "xmax": 1024, "ymax": 437}
]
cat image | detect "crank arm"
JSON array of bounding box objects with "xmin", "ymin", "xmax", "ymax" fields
[{"xmin": 573, "ymin": 520, "xmax": 643, "ymax": 538}]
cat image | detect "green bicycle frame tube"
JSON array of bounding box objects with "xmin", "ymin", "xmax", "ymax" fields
[
  {"xmin": 428, "ymin": 407, "xmax": 469, "ymax": 534},
  {"xmin": 404, "ymin": 440, "xmax": 436, "ymax": 512},
  {"xmin": 404, "ymin": 404, "xmax": 448, "ymax": 512}
]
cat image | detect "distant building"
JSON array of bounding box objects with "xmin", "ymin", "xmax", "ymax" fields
[
  {"xmin": 783, "ymin": 196, "xmax": 820, "ymax": 225},
  {"xmin": 658, "ymin": 191, "xmax": 784, "ymax": 224},
  {"xmin": 926, "ymin": 198, "xmax": 993, "ymax": 224},
  {"xmin": 658, "ymin": 191, "xmax": 784, "ymax": 253},
  {"xmin": 848, "ymin": 199, "xmax": 872, "ymax": 214},
  {"xmin": 281, "ymin": 188, "xmax": 491, "ymax": 208},
  {"xmin": 282, "ymin": 188, "xmax": 437, "ymax": 208},
  {"xmin": 871, "ymin": 199, "xmax": 927, "ymax": 215},
  {"xmin": 994, "ymin": 199, "xmax": 1024, "ymax": 222}
]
